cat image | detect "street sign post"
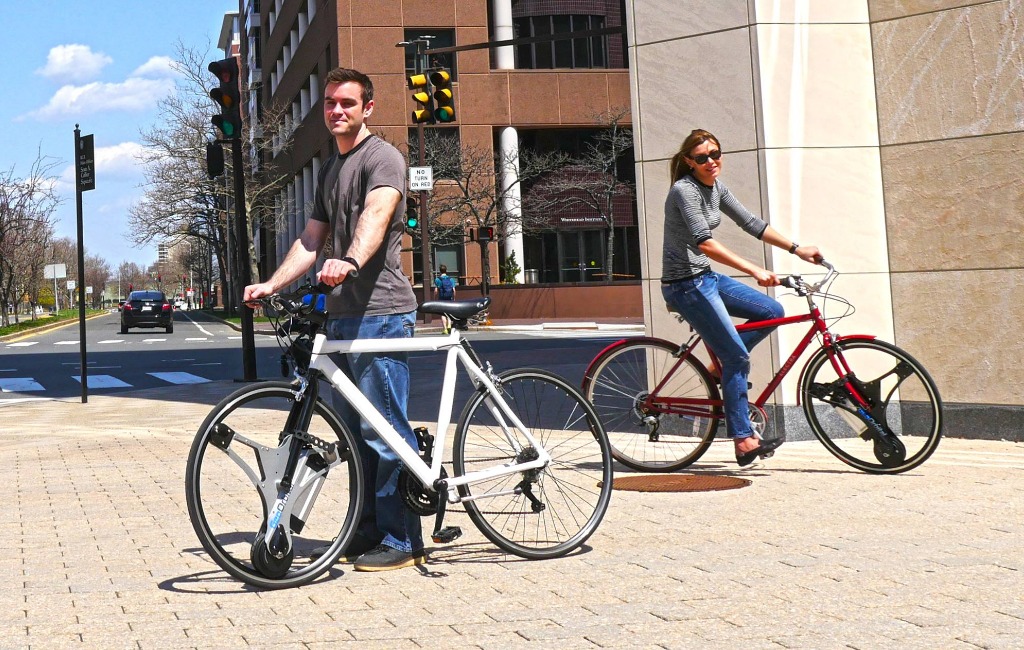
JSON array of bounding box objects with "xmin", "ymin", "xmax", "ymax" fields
[{"xmin": 74, "ymin": 125, "xmax": 94, "ymax": 403}]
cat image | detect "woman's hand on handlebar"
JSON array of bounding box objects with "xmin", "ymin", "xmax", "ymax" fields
[
  {"xmin": 795, "ymin": 245, "xmax": 824, "ymax": 265},
  {"xmin": 751, "ymin": 267, "xmax": 780, "ymax": 287}
]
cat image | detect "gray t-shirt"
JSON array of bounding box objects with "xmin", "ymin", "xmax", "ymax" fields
[
  {"xmin": 662, "ymin": 175, "xmax": 768, "ymax": 281},
  {"xmin": 310, "ymin": 135, "xmax": 417, "ymax": 317}
]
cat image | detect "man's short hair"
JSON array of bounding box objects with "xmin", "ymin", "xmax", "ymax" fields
[{"xmin": 324, "ymin": 68, "xmax": 374, "ymax": 105}]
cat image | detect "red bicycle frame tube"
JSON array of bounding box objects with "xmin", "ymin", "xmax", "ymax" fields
[{"xmin": 624, "ymin": 303, "xmax": 878, "ymax": 418}]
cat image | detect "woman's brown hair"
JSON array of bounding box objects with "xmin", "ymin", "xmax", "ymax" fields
[{"xmin": 669, "ymin": 129, "xmax": 721, "ymax": 185}]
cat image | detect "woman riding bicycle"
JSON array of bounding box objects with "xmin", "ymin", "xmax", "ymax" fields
[{"xmin": 663, "ymin": 129, "xmax": 822, "ymax": 466}]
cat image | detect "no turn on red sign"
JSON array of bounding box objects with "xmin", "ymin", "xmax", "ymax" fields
[{"xmin": 409, "ymin": 166, "xmax": 433, "ymax": 191}]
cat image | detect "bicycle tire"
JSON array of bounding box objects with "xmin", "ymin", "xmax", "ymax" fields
[
  {"xmin": 800, "ymin": 338, "xmax": 942, "ymax": 474},
  {"xmin": 184, "ymin": 381, "xmax": 364, "ymax": 589},
  {"xmin": 453, "ymin": 368, "xmax": 613, "ymax": 559},
  {"xmin": 582, "ymin": 338, "xmax": 720, "ymax": 472}
]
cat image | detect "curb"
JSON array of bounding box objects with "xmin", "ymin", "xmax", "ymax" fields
[{"xmin": 0, "ymin": 311, "xmax": 111, "ymax": 343}]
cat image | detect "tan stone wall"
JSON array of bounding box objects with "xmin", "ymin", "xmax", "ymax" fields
[
  {"xmin": 871, "ymin": 0, "xmax": 1024, "ymax": 407},
  {"xmin": 627, "ymin": 0, "xmax": 1024, "ymax": 436}
]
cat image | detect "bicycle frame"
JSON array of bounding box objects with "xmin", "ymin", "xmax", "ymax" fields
[
  {"xmin": 302, "ymin": 329, "xmax": 552, "ymax": 501},
  {"xmin": 635, "ymin": 297, "xmax": 875, "ymax": 419}
]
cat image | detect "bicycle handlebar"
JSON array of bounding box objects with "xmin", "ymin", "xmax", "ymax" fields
[{"xmin": 780, "ymin": 259, "xmax": 836, "ymax": 296}]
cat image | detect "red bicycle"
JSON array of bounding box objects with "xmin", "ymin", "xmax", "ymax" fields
[{"xmin": 581, "ymin": 261, "xmax": 943, "ymax": 474}]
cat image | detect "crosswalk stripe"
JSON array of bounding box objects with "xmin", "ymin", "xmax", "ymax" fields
[
  {"xmin": 0, "ymin": 378, "xmax": 45, "ymax": 392},
  {"xmin": 148, "ymin": 372, "xmax": 210, "ymax": 385},
  {"xmin": 73, "ymin": 375, "xmax": 132, "ymax": 388}
]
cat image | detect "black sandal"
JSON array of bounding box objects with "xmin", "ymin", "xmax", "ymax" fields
[{"xmin": 735, "ymin": 436, "xmax": 785, "ymax": 467}]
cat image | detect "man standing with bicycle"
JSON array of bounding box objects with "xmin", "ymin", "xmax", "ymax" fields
[{"xmin": 243, "ymin": 68, "xmax": 424, "ymax": 572}]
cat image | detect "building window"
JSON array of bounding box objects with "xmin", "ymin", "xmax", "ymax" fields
[
  {"xmin": 403, "ymin": 29, "xmax": 457, "ymax": 78},
  {"xmin": 407, "ymin": 126, "xmax": 461, "ymax": 180},
  {"xmin": 513, "ymin": 15, "xmax": 607, "ymax": 69}
]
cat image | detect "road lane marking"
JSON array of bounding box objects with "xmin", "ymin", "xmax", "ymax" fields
[
  {"xmin": 98, "ymin": 339, "xmax": 124, "ymax": 344},
  {"xmin": 55, "ymin": 341, "xmax": 79, "ymax": 345},
  {"xmin": 143, "ymin": 338, "xmax": 167, "ymax": 343},
  {"xmin": 5, "ymin": 342, "xmax": 38, "ymax": 348}
]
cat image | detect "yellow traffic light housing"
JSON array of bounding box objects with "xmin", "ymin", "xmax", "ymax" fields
[
  {"xmin": 431, "ymin": 69, "xmax": 456, "ymax": 123},
  {"xmin": 408, "ymin": 73, "xmax": 434, "ymax": 124}
]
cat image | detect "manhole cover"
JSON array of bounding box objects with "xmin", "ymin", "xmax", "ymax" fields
[{"xmin": 605, "ymin": 474, "xmax": 751, "ymax": 492}]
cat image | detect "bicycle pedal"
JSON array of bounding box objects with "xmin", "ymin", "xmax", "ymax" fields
[
  {"xmin": 759, "ymin": 450, "xmax": 775, "ymax": 459},
  {"xmin": 431, "ymin": 526, "xmax": 463, "ymax": 544}
]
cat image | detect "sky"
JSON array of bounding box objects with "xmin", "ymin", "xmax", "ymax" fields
[{"xmin": 0, "ymin": 0, "xmax": 237, "ymax": 272}]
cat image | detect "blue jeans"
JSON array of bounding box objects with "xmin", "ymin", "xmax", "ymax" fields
[
  {"xmin": 325, "ymin": 311, "xmax": 422, "ymax": 554},
  {"xmin": 662, "ymin": 271, "xmax": 784, "ymax": 439}
]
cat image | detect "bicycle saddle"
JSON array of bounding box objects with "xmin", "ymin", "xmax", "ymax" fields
[{"xmin": 419, "ymin": 296, "xmax": 491, "ymax": 319}]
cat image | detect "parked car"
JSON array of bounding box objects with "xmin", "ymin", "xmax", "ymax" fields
[{"xmin": 121, "ymin": 290, "xmax": 173, "ymax": 334}]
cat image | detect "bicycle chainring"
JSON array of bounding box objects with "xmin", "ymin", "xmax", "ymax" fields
[{"xmin": 398, "ymin": 467, "xmax": 447, "ymax": 517}]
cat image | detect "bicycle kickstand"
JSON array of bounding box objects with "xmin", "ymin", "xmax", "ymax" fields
[{"xmin": 430, "ymin": 483, "xmax": 462, "ymax": 544}]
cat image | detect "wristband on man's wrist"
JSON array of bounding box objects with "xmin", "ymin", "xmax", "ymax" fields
[
  {"xmin": 788, "ymin": 242, "xmax": 799, "ymax": 254},
  {"xmin": 341, "ymin": 256, "xmax": 360, "ymax": 271}
]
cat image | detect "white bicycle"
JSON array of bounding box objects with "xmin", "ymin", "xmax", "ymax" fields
[{"xmin": 185, "ymin": 285, "xmax": 613, "ymax": 589}]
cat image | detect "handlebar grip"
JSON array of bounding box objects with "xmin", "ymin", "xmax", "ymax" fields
[{"xmin": 780, "ymin": 276, "xmax": 800, "ymax": 289}]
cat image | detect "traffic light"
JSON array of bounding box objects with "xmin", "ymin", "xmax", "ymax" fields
[
  {"xmin": 431, "ymin": 69, "xmax": 455, "ymax": 123},
  {"xmin": 405, "ymin": 196, "xmax": 419, "ymax": 230},
  {"xmin": 205, "ymin": 141, "xmax": 224, "ymax": 178},
  {"xmin": 209, "ymin": 58, "xmax": 242, "ymax": 139},
  {"xmin": 407, "ymin": 73, "xmax": 434, "ymax": 124}
]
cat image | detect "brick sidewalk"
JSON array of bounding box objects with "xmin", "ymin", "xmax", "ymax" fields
[{"xmin": 2, "ymin": 383, "xmax": 1021, "ymax": 649}]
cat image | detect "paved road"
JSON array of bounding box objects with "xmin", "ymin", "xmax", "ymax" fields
[{"xmin": 2, "ymin": 381, "xmax": 1021, "ymax": 649}]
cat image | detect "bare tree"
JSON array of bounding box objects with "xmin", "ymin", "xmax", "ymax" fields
[
  {"xmin": 128, "ymin": 42, "xmax": 294, "ymax": 312},
  {"xmin": 526, "ymin": 108, "xmax": 635, "ymax": 282},
  {"xmin": 0, "ymin": 153, "xmax": 60, "ymax": 325},
  {"xmin": 412, "ymin": 129, "xmax": 568, "ymax": 292}
]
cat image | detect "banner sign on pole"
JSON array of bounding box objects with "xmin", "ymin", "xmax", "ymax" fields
[{"xmin": 78, "ymin": 134, "xmax": 95, "ymax": 192}]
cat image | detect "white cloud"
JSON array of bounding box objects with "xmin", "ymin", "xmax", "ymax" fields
[
  {"xmin": 132, "ymin": 56, "xmax": 179, "ymax": 79},
  {"xmin": 37, "ymin": 44, "xmax": 112, "ymax": 81},
  {"xmin": 26, "ymin": 77, "xmax": 176, "ymax": 121}
]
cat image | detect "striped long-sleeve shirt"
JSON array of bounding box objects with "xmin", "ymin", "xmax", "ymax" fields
[{"xmin": 662, "ymin": 175, "xmax": 768, "ymax": 282}]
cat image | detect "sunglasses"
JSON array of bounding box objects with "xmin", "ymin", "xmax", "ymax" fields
[{"xmin": 688, "ymin": 149, "xmax": 722, "ymax": 165}]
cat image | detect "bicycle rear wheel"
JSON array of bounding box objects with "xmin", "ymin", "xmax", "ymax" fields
[
  {"xmin": 185, "ymin": 382, "xmax": 363, "ymax": 589},
  {"xmin": 453, "ymin": 368, "xmax": 613, "ymax": 559},
  {"xmin": 582, "ymin": 338, "xmax": 720, "ymax": 472},
  {"xmin": 801, "ymin": 339, "xmax": 942, "ymax": 474}
]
